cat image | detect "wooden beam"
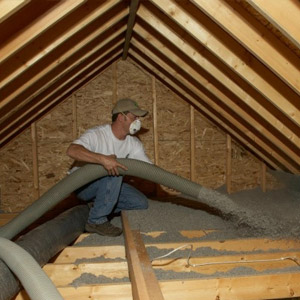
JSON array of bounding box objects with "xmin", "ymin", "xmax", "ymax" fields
[
  {"xmin": 0, "ymin": 0, "xmax": 122, "ymax": 90},
  {"xmin": 0, "ymin": 25, "xmax": 126, "ymax": 136},
  {"xmin": 0, "ymin": 0, "xmax": 85, "ymax": 63},
  {"xmin": 130, "ymin": 38, "xmax": 299, "ymax": 173},
  {"xmin": 261, "ymin": 161, "xmax": 267, "ymax": 192},
  {"xmin": 30, "ymin": 121, "xmax": 39, "ymax": 198},
  {"xmin": 0, "ymin": 51, "xmax": 123, "ymax": 147},
  {"xmin": 191, "ymin": 0, "xmax": 300, "ymax": 95},
  {"xmin": 122, "ymin": 211, "xmax": 164, "ymax": 300},
  {"xmin": 190, "ymin": 105, "xmax": 195, "ymax": 181},
  {"xmin": 0, "ymin": 0, "xmax": 30, "ymax": 23},
  {"xmin": 72, "ymin": 94, "xmax": 77, "ymax": 140},
  {"xmin": 112, "ymin": 61, "xmax": 118, "ymax": 104},
  {"xmin": 226, "ymin": 134, "xmax": 232, "ymax": 194},
  {"xmin": 246, "ymin": 0, "xmax": 300, "ymax": 49},
  {"xmin": 137, "ymin": 4, "xmax": 300, "ymax": 151},
  {"xmin": 0, "ymin": 10, "xmax": 127, "ymax": 114},
  {"xmin": 149, "ymin": 0, "xmax": 300, "ymax": 126},
  {"xmin": 152, "ymin": 76, "xmax": 159, "ymax": 166},
  {"xmin": 122, "ymin": 0, "xmax": 139, "ymax": 60},
  {"xmin": 129, "ymin": 49, "xmax": 280, "ymax": 171}
]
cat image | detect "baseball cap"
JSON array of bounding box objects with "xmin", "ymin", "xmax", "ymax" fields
[{"xmin": 112, "ymin": 98, "xmax": 148, "ymax": 117}]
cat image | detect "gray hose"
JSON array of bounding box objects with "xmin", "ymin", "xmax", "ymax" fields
[
  {"xmin": 0, "ymin": 237, "xmax": 63, "ymax": 300},
  {"xmin": 0, "ymin": 205, "xmax": 89, "ymax": 300},
  {"xmin": 0, "ymin": 159, "xmax": 277, "ymax": 241},
  {"xmin": 0, "ymin": 159, "xmax": 202, "ymax": 240}
]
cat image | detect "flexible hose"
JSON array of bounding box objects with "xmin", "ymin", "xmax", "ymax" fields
[
  {"xmin": 0, "ymin": 205, "xmax": 89, "ymax": 300},
  {"xmin": 0, "ymin": 159, "xmax": 278, "ymax": 300},
  {"xmin": 0, "ymin": 159, "xmax": 202, "ymax": 240},
  {"xmin": 0, "ymin": 237, "xmax": 63, "ymax": 300}
]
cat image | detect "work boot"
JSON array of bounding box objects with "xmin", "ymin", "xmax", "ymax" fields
[{"xmin": 85, "ymin": 221, "xmax": 122, "ymax": 237}]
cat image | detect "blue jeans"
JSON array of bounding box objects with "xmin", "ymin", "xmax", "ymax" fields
[{"xmin": 76, "ymin": 176, "xmax": 148, "ymax": 224}]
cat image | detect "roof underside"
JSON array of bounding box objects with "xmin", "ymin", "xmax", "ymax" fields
[{"xmin": 0, "ymin": 0, "xmax": 299, "ymax": 173}]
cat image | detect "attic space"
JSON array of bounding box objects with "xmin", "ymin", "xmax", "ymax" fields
[{"xmin": 0, "ymin": 1, "xmax": 300, "ymax": 300}]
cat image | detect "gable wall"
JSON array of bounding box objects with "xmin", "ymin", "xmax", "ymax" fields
[{"xmin": 0, "ymin": 59, "xmax": 278, "ymax": 213}]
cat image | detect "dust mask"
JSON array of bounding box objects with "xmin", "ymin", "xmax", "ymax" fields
[{"xmin": 129, "ymin": 119, "xmax": 141, "ymax": 135}]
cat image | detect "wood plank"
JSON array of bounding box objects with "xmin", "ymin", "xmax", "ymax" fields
[
  {"xmin": 190, "ymin": 105, "xmax": 195, "ymax": 181},
  {"xmin": 130, "ymin": 38, "xmax": 299, "ymax": 173},
  {"xmin": 0, "ymin": 42, "xmax": 124, "ymax": 146},
  {"xmin": 138, "ymin": 4, "xmax": 300, "ymax": 150},
  {"xmin": 53, "ymin": 245, "xmax": 126, "ymax": 264},
  {"xmin": 226, "ymin": 134, "xmax": 232, "ymax": 194},
  {"xmin": 247, "ymin": 0, "xmax": 300, "ymax": 49},
  {"xmin": 31, "ymin": 122, "xmax": 39, "ymax": 198},
  {"xmin": 129, "ymin": 49, "xmax": 280, "ymax": 171},
  {"xmin": 150, "ymin": 0, "xmax": 300, "ymax": 126},
  {"xmin": 191, "ymin": 0, "xmax": 300, "ymax": 95},
  {"xmin": 152, "ymin": 251, "xmax": 300, "ymax": 275},
  {"xmin": 0, "ymin": 0, "xmax": 85, "ymax": 63},
  {"xmin": 122, "ymin": 211, "xmax": 165, "ymax": 300},
  {"xmin": 0, "ymin": 0, "xmax": 122, "ymax": 88},
  {"xmin": 0, "ymin": 10, "xmax": 127, "ymax": 117},
  {"xmin": 43, "ymin": 261, "xmax": 129, "ymax": 287},
  {"xmin": 54, "ymin": 237, "xmax": 300, "ymax": 264},
  {"xmin": 15, "ymin": 273, "xmax": 300, "ymax": 300},
  {"xmin": 0, "ymin": 0, "xmax": 29, "ymax": 23}
]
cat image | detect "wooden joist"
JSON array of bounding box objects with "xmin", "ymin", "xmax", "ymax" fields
[{"xmin": 14, "ymin": 221, "xmax": 300, "ymax": 300}]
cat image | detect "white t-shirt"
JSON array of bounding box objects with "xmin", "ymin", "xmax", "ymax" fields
[{"xmin": 70, "ymin": 124, "xmax": 151, "ymax": 171}]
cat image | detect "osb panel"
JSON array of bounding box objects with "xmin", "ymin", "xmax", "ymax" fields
[
  {"xmin": 158, "ymin": 141, "xmax": 190, "ymax": 180},
  {"xmin": 117, "ymin": 58, "xmax": 153, "ymax": 143},
  {"xmin": 0, "ymin": 128, "xmax": 35, "ymax": 212},
  {"xmin": 76, "ymin": 67, "xmax": 113, "ymax": 136},
  {"xmin": 37, "ymin": 98, "xmax": 73, "ymax": 195},
  {"xmin": 194, "ymin": 109, "xmax": 226, "ymax": 189},
  {"xmin": 156, "ymin": 80, "xmax": 190, "ymax": 142}
]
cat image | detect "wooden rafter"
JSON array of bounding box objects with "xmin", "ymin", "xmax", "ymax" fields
[
  {"xmin": 149, "ymin": 0, "xmax": 300, "ymax": 127},
  {"xmin": 246, "ymin": 0, "xmax": 300, "ymax": 49},
  {"xmin": 137, "ymin": 4, "xmax": 300, "ymax": 151},
  {"xmin": 191, "ymin": 0, "xmax": 300, "ymax": 96},
  {"xmin": 131, "ymin": 29, "xmax": 300, "ymax": 172},
  {"xmin": 128, "ymin": 48, "xmax": 281, "ymax": 171}
]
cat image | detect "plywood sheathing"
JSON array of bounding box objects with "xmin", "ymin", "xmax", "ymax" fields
[{"xmin": 0, "ymin": 59, "xmax": 281, "ymax": 212}]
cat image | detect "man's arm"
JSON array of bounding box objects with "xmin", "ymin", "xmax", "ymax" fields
[{"xmin": 67, "ymin": 144, "xmax": 127, "ymax": 176}]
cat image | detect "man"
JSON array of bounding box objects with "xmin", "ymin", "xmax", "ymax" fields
[{"xmin": 67, "ymin": 98, "xmax": 152, "ymax": 236}]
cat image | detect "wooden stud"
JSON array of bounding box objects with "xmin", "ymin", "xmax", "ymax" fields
[
  {"xmin": 72, "ymin": 94, "xmax": 77, "ymax": 140},
  {"xmin": 112, "ymin": 61, "xmax": 118, "ymax": 104},
  {"xmin": 30, "ymin": 122, "xmax": 39, "ymax": 198},
  {"xmin": 190, "ymin": 105, "xmax": 195, "ymax": 181},
  {"xmin": 152, "ymin": 76, "xmax": 158, "ymax": 166},
  {"xmin": 261, "ymin": 161, "xmax": 267, "ymax": 192},
  {"xmin": 226, "ymin": 134, "xmax": 232, "ymax": 194}
]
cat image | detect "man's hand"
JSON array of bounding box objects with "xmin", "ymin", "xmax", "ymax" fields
[{"xmin": 101, "ymin": 155, "xmax": 128, "ymax": 176}]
